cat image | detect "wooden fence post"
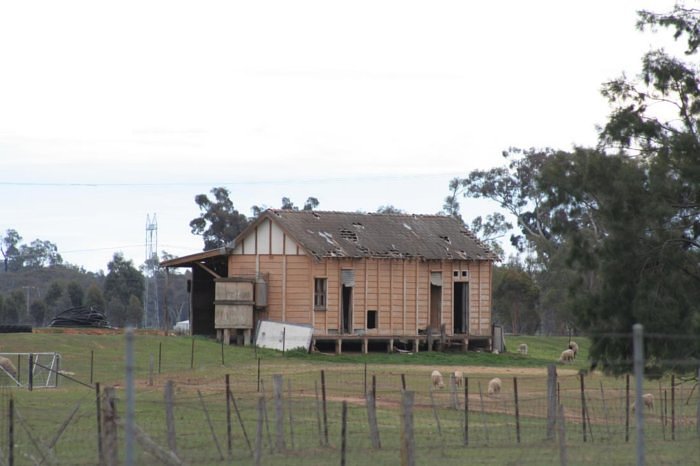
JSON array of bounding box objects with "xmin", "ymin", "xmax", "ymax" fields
[
  {"xmin": 579, "ymin": 373, "xmax": 587, "ymax": 443},
  {"xmin": 546, "ymin": 364, "xmax": 557, "ymax": 440},
  {"xmin": 366, "ymin": 391, "xmax": 381, "ymax": 449},
  {"xmin": 625, "ymin": 373, "xmax": 630, "ymax": 442},
  {"xmin": 672, "ymin": 374, "xmax": 676, "ymax": 441},
  {"xmin": 273, "ymin": 374, "xmax": 285, "ymax": 452},
  {"xmin": 463, "ymin": 377, "xmax": 469, "ymax": 446},
  {"xmin": 400, "ymin": 391, "xmax": 415, "ymax": 466},
  {"xmin": 9, "ymin": 396, "xmax": 14, "ymax": 466},
  {"xmin": 341, "ymin": 401, "xmax": 348, "ymax": 466},
  {"xmin": 513, "ymin": 377, "xmax": 521, "ymax": 444},
  {"xmin": 557, "ymin": 404, "xmax": 568, "ymax": 466},
  {"xmin": 225, "ymin": 374, "xmax": 232, "ymax": 459},
  {"xmin": 314, "ymin": 380, "xmax": 323, "ymax": 447},
  {"xmin": 254, "ymin": 396, "xmax": 264, "ymax": 466},
  {"xmin": 165, "ymin": 380, "xmax": 177, "ymax": 455},
  {"xmin": 95, "ymin": 383, "xmax": 103, "ymax": 465},
  {"xmin": 321, "ymin": 370, "xmax": 329, "ymax": 447},
  {"xmin": 102, "ymin": 386, "xmax": 119, "ymax": 466},
  {"xmin": 287, "ymin": 379, "xmax": 295, "ymax": 450}
]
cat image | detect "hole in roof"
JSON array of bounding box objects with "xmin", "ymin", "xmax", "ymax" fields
[
  {"xmin": 352, "ymin": 222, "xmax": 364, "ymax": 229},
  {"xmin": 440, "ymin": 235, "xmax": 451, "ymax": 244},
  {"xmin": 339, "ymin": 228, "xmax": 358, "ymax": 242},
  {"xmin": 313, "ymin": 213, "xmax": 321, "ymax": 219}
]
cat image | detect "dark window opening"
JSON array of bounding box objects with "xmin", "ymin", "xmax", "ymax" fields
[
  {"xmin": 367, "ymin": 310, "xmax": 377, "ymax": 329},
  {"xmin": 314, "ymin": 278, "xmax": 327, "ymax": 310}
]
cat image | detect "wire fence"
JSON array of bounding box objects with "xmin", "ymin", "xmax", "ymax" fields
[
  {"xmin": 2, "ymin": 365, "xmax": 700, "ymax": 465},
  {"xmin": 2, "ymin": 328, "xmax": 700, "ymax": 465}
]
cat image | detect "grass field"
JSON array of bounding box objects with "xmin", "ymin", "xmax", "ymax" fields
[{"xmin": 1, "ymin": 331, "xmax": 698, "ymax": 465}]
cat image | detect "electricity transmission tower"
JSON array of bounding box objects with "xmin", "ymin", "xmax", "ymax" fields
[{"xmin": 144, "ymin": 214, "xmax": 160, "ymax": 328}]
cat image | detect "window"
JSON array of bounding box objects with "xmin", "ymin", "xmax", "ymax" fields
[
  {"xmin": 367, "ymin": 310, "xmax": 377, "ymax": 329},
  {"xmin": 314, "ymin": 278, "xmax": 327, "ymax": 310}
]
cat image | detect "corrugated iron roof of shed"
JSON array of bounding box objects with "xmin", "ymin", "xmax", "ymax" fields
[{"xmin": 256, "ymin": 209, "xmax": 498, "ymax": 261}]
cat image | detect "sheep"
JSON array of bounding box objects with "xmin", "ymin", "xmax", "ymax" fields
[
  {"xmin": 518, "ymin": 343, "xmax": 528, "ymax": 355},
  {"xmin": 0, "ymin": 356, "xmax": 17, "ymax": 379},
  {"xmin": 632, "ymin": 393, "xmax": 654, "ymax": 412},
  {"xmin": 568, "ymin": 341, "xmax": 579, "ymax": 358},
  {"xmin": 487, "ymin": 377, "xmax": 502, "ymax": 396},
  {"xmin": 558, "ymin": 348, "xmax": 575, "ymax": 364},
  {"xmin": 453, "ymin": 370, "xmax": 463, "ymax": 387},
  {"xmin": 431, "ymin": 370, "xmax": 445, "ymax": 389}
]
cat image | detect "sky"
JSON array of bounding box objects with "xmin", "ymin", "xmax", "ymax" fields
[{"xmin": 0, "ymin": 0, "xmax": 679, "ymax": 273}]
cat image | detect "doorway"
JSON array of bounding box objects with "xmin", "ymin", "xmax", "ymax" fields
[
  {"xmin": 453, "ymin": 282, "xmax": 469, "ymax": 334},
  {"xmin": 342, "ymin": 285, "xmax": 353, "ymax": 334},
  {"xmin": 429, "ymin": 284, "xmax": 442, "ymax": 330}
]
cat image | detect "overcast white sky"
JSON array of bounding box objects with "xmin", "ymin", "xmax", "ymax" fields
[{"xmin": 0, "ymin": 0, "xmax": 678, "ymax": 273}]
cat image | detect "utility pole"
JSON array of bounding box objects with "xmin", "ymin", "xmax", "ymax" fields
[
  {"xmin": 22, "ymin": 286, "xmax": 36, "ymax": 319},
  {"xmin": 144, "ymin": 214, "xmax": 159, "ymax": 328}
]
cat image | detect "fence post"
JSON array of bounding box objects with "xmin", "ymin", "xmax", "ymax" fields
[
  {"xmin": 102, "ymin": 386, "xmax": 119, "ymax": 466},
  {"xmin": 95, "ymin": 382, "xmax": 103, "ymax": 465},
  {"xmin": 625, "ymin": 373, "xmax": 630, "ymax": 442},
  {"xmin": 557, "ymin": 404, "xmax": 568, "ymax": 466},
  {"xmin": 400, "ymin": 391, "xmax": 415, "ymax": 466},
  {"xmin": 546, "ymin": 364, "xmax": 557, "ymax": 440},
  {"xmin": 696, "ymin": 367, "xmax": 700, "ymax": 437},
  {"xmin": 579, "ymin": 373, "xmax": 587, "ymax": 443},
  {"xmin": 257, "ymin": 358, "xmax": 261, "ymax": 393},
  {"xmin": 158, "ymin": 342, "xmax": 162, "ymax": 374},
  {"xmin": 254, "ymin": 396, "xmax": 264, "ymax": 466},
  {"xmin": 28, "ymin": 353, "xmax": 33, "ymax": 391},
  {"xmin": 273, "ymin": 374, "xmax": 285, "ymax": 452},
  {"xmin": 90, "ymin": 350, "xmax": 94, "ymax": 385},
  {"xmin": 341, "ymin": 401, "xmax": 348, "ymax": 466},
  {"xmin": 190, "ymin": 337, "xmax": 195, "ymax": 369},
  {"xmin": 463, "ymin": 377, "xmax": 469, "ymax": 446},
  {"xmin": 314, "ymin": 380, "xmax": 323, "ymax": 447},
  {"xmin": 671, "ymin": 374, "xmax": 676, "ymax": 441},
  {"xmin": 225, "ymin": 374, "xmax": 232, "ymax": 459},
  {"xmin": 401, "ymin": 373, "xmax": 407, "ymax": 391},
  {"xmin": 366, "ymin": 391, "xmax": 381, "ymax": 449},
  {"xmin": 321, "ymin": 370, "xmax": 329, "ymax": 446},
  {"xmin": 165, "ymin": 380, "xmax": 177, "ymax": 455},
  {"xmin": 125, "ymin": 328, "xmax": 135, "ymax": 466},
  {"xmin": 633, "ymin": 323, "xmax": 645, "ymax": 466},
  {"xmin": 287, "ymin": 379, "xmax": 295, "ymax": 450},
  {"xmin": 513, "ymin": 377, "xmax": 521, "ymax": 444},
  {"xmin": 9, "ymin": 395, "xmax": 14, "ymax": 466},
  {"xmin": 478, "ymin": 381, "xmax": 490, "ymax": 444}
]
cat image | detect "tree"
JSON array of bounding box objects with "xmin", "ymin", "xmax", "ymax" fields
[
  {"xmin": 125, "ymin": 295, "xmax": 143, "ymax": 327},
  {"xmin": 492, "ymin": 262, "xmax": 540, "ymax": 334},
  {"xmin": 1, "ymin": 229, "xmax": 22, "ymax": 272},
  {"xmin": 189, "ymin": 187, "xmax": 250, "ymax": 250},
  {"xmin": 2, "ymin": 290, "xmax": 25, "ymax": 324},
  {"xmin": 104, "ymin": 253, "xmax": 145, "ymax": 326},
  {"xmin": 29, "ymin": 300, "xmax": 47, "ymax": 326},
  {"xmin": 376, "ymin": 205, "xmax": 405, "ymax": 214},
  {"xmin": 85, "ymin": 284, "xmax": 106, "ymax": 311},
  {"xmin": 66, "ymin": 281, "xmax": 84, "ymax": 307},
  {"xmin": 19, "ymin": 239, "xmax": 63, "ymax": 268}
]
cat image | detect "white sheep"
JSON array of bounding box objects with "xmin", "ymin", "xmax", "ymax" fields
[
  {"xmin": 453, "ymin": 370, "xmax": 463, "ymax": 387},
  {"xmin": 487, "ymin": 377, "xmax": 502, "ymax": 396},
  {"xmin": 558, "ymin": 348, "xmax": 575, "ymax": 364},
  {"xmin": 632, "ymin": 393, "xmax": 654, "ymax": 412},
  {"xmin": 431, "ymin": 370, "xmax": 445, "ymax": 389},
  {"xmin": 518, "ymin": 343, "xmax": 528, "ymax": 355},
  {"xmin": 0, "ymin": 356, "xmax": 17, "ymax": 379},
  {"xmin": 568, "ymin": 341, "xmax": 579, "ymax": 358}
]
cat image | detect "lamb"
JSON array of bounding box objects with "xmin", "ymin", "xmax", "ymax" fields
[
  {"xmin": 487, "ymin": 377, "xmax": 502, "ymax": 396},
  {"xmin": 0, "ymin": 356, "xmax": 17, "ymax": 379},
  {"xmin": 558, "ymin": 348, "xmax": 575, "ymax": 364},
  {"xmin": 518, "ymin": 343, "xmax": 528, "ymax": 355},
  {"xmin": 632, "ymin": 393, "xmax": 655, "ymax": 412},
  {"xmin": 568, "ymin": 341, "xmax": 579, "ymax": 358},
  {"xmin": 453, "ymin": 370, "xmax": 463, "ymax": 387},
  {"xmin": 431, "ymin": 370, "xmax": 445, "ymax": 389}
]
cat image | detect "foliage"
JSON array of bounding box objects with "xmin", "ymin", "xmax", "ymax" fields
[
  {"xmin": 492, "ymin": 262, "xmax": 539, "ymax": 334},
  {"xmin": 376, "ymin": 204, "xmax": 405, "ymax": 214},
  {"xmin": 104, "ymin": 253, "xmax": 145, "ymax": 327},
  {"xmin": 66, "ymin": 280, "xmax": 84, "ymax": 307},
  {"xmin": 29, "ymin": 299, "xmax": 47, "ymax": 326},
  {"xmin": 85, "ymin": 284, "xmax": 106, "ymax": 311},
  {"xmin": 189, "ymin": 187, "xmax": 250, "ymax": 250}
]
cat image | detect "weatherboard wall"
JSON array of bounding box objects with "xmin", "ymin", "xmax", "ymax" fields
[{"xmin": 227, "ymin": 221, "xmax": 492, "ymax": 337}]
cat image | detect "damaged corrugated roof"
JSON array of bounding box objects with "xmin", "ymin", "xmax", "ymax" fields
[{"xmin": 256, "ymin": 210, "xmax": 498, "ymax": 261}]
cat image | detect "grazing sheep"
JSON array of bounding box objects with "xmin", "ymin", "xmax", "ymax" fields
[
  {"xmin": 632, "ymin": 393, "xmax": 655, "ymax": 412},
  {"xmin": 454, "ymin": 370, "xmax": 463, "ymax": 387},
  {"xmin": 568, "ymin": 341, "xmax": 579, "ymax": 358},
  {"xmin": 0, "ymin": 356, "xmax": 17, "ymax": 379},
  {"xmin": 431, "ymin": 370, "xmax": 445, "ymax": 389},
  {"xmin": 518, "ymin": 343, "xmax": 528, "ymax": 355},
  {"xmin": 487, "ymin": 377, "xmax": 502, "ymax": 396},
  {"xmin": 558, "ymin": 349, "xmax": 575, "ymax": 364}
]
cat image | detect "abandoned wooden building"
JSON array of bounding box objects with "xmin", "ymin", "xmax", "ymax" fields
[{"xmin": 161, "ymin": 209, "xmax": 498, "ymax": 352}]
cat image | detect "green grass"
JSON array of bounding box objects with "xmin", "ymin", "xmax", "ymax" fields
[{"xmin": 0, "ymin": 331, "xmax": 696, "ymax": 465}]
